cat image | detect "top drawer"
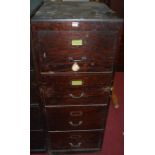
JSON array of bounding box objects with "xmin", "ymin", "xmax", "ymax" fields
[{"xmin": 35, "ymin": 31, "xmax": 118, "ymax": 72}]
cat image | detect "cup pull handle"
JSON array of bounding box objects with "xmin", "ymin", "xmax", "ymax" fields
[
  {"xmin": 69, "ymin": 92, "xmax": 84, "ymax": 99},
  {"xmin": 69, "ymin": 121, "xmax": 83, "ymax": 127},
  {"xmin": 69, "ymin": 142, "xmax": 82, "ymax": 148}
]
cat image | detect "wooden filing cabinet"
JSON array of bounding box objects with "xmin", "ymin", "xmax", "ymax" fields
[{"xmin": 31, "ymin": 1, "xmax": 123, "ymax": 154}]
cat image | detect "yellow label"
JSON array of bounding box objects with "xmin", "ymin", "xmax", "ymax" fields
[
  {"xmin": 71, "ymin": 80, "xmax": 83, "ymax": 86},
  {"xmin": 72, "ymin": 40, "xmax": 83, "ymax": 46}
]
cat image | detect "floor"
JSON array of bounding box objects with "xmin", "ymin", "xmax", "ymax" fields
[{"xmin": 31, "ymin": 72, "xmax": 124, "ymax": 155}]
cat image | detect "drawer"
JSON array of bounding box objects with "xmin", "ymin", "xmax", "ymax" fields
[
  {"xmin": 42, "ymin": 87, "xmax": 110, "ymax": 106},
  {"xmin": 40, "ymin": 73, "xmax": 112, "ymax": 105},
  {"xmin": 48, "ymin": 130, "xmax": 103, "ymax": 151},
  {"xmin": 45, "ymin": 106, "xmax": 108, "ymax": 131},
  {"xmin": 30, "ymin": 105, "xmax": 44, "ymax": 130},
  {"xmin": 36, "ymin": 31, "xmax": 118, "ymax": 72},
  {"xmin": 30, "ymin": 130, "xmax": 46, "ymax": 152},
  {"xmin": 40, "ymin": 73, "xmax": 113, "ymax": 89}
]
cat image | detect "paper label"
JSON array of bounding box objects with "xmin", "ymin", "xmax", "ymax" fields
[
  {"xmin": 71, "ymin": 80, "xmax": 83, "ymax": 86},
  {"xmin": 72, "ymin": 40, "xmax": 83, "ymax": 46}
]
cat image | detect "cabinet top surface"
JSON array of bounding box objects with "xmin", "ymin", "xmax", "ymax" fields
[{"xmin": 32, "ymin": 2, "xmax": 121, "ymax": 21}]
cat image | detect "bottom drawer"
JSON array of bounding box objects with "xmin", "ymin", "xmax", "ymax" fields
[
  {"xmin": 30, "ymin": 130, "xmax": 46, "ymax": 152},
  {"xmin": 48, "ymin": 130, "xmax": 104, "ymax": 152}
]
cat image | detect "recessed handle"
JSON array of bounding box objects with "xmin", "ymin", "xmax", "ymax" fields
[
  {"xmin": 69, "ymin": 92, "xmax": 84, "ymax": 99},
  {"xmin": 69, "ymin": 142, "xmax": 82, "ymax": 148},
  {"xmin": 69, "ymin": 135, "xmax": 81, "ymax": 139},
  {"xmin": 68, "ymin": 56, "xmax": 87, "ymax": 62},
  {"xmin": 69, "ymin": 121, "xmax": 83, "ymax": 127},
  {"xmin": 70, "ymin": 111, "xmax": 83, "ymax": 116}
]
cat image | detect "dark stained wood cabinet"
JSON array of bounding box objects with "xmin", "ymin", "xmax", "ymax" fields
[
  {"xmin": 30, "ymin": 1, "xmax": 46, "ymax": 151},
  {"xmin": 31, "ymin": 1, "xmax": 123, "ymax": 154}
]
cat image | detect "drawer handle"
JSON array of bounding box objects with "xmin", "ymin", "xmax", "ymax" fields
[
  {"xmin": 70, "ymin": 111, "xmax": 83, "ymax": 116},
  {"xmin": 70, "ymin": 135, "xmax": 81, "ymax": 139},
  {"xmin": 68, "ymin": 56, "xmax": 87, "ymax": 62},
  {"xmin": 69, "ymin": 92, "xmax": 84, "ymax": 99},
  {"xmin": 69, "ymin": 142, "xmax": 82, "ymax": 148},
  {"xmin": 69, "ymin": 121, "xmax": 83, "ymax": 126},
  {"xmin": 102, "ymin": 86, "xmax": 113, "ymax": 92}
]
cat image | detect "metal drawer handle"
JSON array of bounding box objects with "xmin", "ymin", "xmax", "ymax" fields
[
  {"xmin": 69, "ymin": 142, "xmax": 82, "ymax": 148},
  {"xmin": 70, "ymin": 111, "xmax": 83, "ymax": 116},
  {"xmin": 69, "ymin": 92, "xmax": 84, "ymax": 99},
  {"xmin": 69, "ymin": 121, "xmax": 83, "ymax": 127},
  {"xmin": 68, "ymin": 56, "xmax": 87, "ymax": 62}
]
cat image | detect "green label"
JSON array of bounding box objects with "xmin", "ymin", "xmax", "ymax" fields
[
  {"xmin": 72, "ymin": 40, "xmax": 83, "ymax": 46},
  {"xmin": 71, "ymin": 80, "xmax": 83, "ymax": 86}
]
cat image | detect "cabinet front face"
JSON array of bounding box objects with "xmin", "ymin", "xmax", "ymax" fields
[{"xmin": 33, "ymin": 30, "xmax": 119, "ymax": 72}]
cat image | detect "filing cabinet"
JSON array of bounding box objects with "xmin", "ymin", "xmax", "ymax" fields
[{"xmin": 31, "ymin": 1, "xmax": 123, "ymax": 154}]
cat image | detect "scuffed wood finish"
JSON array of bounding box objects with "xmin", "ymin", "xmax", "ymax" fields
[
  {"xmin": 40, "ymin": 73, "xmax": 113, "ymax": 90},
  {"xmin": 33, "ymin": 2, "xmax": 118, "ymax": 20},
  {"xmin": 42, "ymin": 91, "xmax": 110, "ymax": 106},
  {"xmin": 35, "ymin": 30, "xmax": 118, "ymax": 72},
  {"xmin": 40, "ymin": 73, "xmax": 113, "ymax": 105},
  {"xmin": 45, "ymin": 106, "xmax": 108, "ymax": 131},
  {"xmin": 32, "ymin": 21, "xmax": 123, "ymax": 31},
  {"xmin": 48, "ymin": 130, "xmax": 104, "ymax": 151}
]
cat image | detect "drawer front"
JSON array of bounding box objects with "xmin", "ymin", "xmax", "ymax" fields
[
  {"xmin": 48, "ymin": 130, "xmax": 103, "ymax": 151},
  {"xmin": 30, "ymin": 105, "xmax": 44, "ymax": 130},
  {"xmin": 43, "ymin": 94, "xmax": 110, "ymax": 106},
  {"xmin": 40, "ymin": 73, "xmax": 112, "ymax": 105},
  {"xmin": 40, "ymin": 73, "xmax": 113, "ymax": 89},
  {"xmin": 36, "ymin": 31, "xmax": 118, "ymax": 72},
  {"xmin": 46, "ymin": 106, "xmax": 108, "ymax": 131},
  {"xmin": 30, "ymin": 130, "xmax": 46, "ymax": 152}
]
